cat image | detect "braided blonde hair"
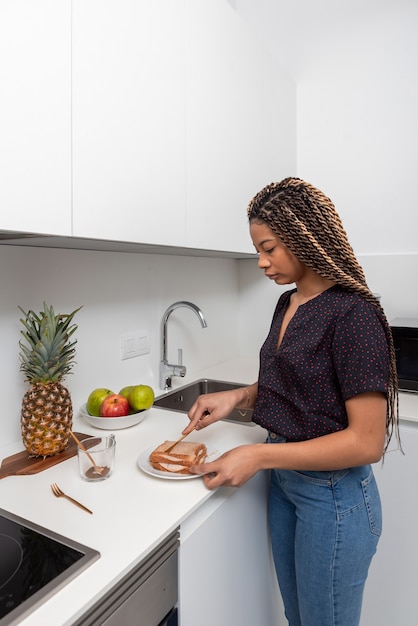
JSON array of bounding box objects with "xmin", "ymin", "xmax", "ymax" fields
[{"xmin": 247, "ymin": 177, "xmax": 399, "ymax": 453}]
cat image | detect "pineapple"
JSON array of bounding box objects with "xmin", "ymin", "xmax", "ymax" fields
[{"xmin": 19, "ymin": 303, "xmax": 81, "ymax": 457}]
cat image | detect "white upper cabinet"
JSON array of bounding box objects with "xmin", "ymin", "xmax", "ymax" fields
[
  {"xmin": 185, "ymin": 0, "xmax": 296, "ymax": 253},
  {"xmin": 72, "ymin": 0, "xmax": 187, "ymax": 246},
  {"xmin": 0, "ymin": 0, "xmax": 71, "ymax": 235},
  {"xmin": 72, "ymin": 0, "xmax": 295, "ymax": 253},
  {"xmin": 1, "ymin": 1, "xmax": 295, "ymax": 254}
]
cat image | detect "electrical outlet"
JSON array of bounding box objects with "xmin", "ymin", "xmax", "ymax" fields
[
  {"xmin": 137, "ymin": 335, "xmax": 149, "ymax": 354},
  {"xmin": 121, "ymin": 332, "xmax": 150, "ymax": 360}
]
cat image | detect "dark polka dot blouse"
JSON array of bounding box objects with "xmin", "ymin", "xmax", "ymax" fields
[{"xmin": 252, "ymin": 285, "xmax": 390, "ymax": 441}]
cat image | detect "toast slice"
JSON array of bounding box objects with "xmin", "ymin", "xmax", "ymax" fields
[{"xmin": 149, "ymin": 440, "xmax": 207, "ymax": 474}]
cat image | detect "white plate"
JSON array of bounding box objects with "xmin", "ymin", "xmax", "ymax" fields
[
  {"xmin": 137, "ymin": 445, "xmax": 211, "ymax": 480},
  {"xmin": 79, "ymin": 403, "xmax": 148, "ymax": 430}
]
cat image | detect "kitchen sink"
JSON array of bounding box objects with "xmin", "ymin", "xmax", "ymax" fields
[{"xmin": 153, "ymin": 378, "xmax": 254, "ymax": 424}]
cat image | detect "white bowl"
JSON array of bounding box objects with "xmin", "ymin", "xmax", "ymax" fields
[{"xmin": 79, "ymin": 403, "xmax": 148, "ymax": 430}]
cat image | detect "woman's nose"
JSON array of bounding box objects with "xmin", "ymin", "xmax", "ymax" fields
[{"xmin": 257, "ymin": 253, "xmax": 269, "ymax": 269}]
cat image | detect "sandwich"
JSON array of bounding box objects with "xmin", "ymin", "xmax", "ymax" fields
[{"xmin": 149, "ymin": 440, "xmax": 207, "ymax": 474}]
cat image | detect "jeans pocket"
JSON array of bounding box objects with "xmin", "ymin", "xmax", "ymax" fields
[
  {"xmin": 361, "ymin": 469, "xmax": 382, "ymax": 536},
  {"xmin": 292, "ymin": 468, "xmax": 348, "ymax": 486}
]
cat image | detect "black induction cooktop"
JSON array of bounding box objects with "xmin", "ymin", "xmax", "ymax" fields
[{"xmin": 0, "ymin": 508, "xmax": 100, "ymax": 625}]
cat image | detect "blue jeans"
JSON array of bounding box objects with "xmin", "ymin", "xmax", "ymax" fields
[{"xmin": 267, "ymin": 435, "xmax": 381, "ymax": 626}]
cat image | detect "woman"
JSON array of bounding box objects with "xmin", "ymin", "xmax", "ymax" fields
[{"xmin": 186, "ymin": 177, "xmax": 400, "ymax": 626}]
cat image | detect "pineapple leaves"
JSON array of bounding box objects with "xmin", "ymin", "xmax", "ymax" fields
[{"xmin": 18, "ymin": 303, "xmax": 82, "ymax": 384}]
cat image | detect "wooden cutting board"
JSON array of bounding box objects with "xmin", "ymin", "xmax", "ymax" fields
[{"xmin": 0, "ymin": 432, "xmax": 93, "ymax": 479}]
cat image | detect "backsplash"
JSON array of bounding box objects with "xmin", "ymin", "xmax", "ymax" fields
[
  {"xmin": 0, "ymin": 245, "xmax": 242, "ymax": 447},
  {"xmin": 1, "ymin": 245, "xmax": 417, "ymax": 448}
]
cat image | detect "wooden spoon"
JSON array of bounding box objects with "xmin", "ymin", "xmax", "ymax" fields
[{"xmin": 70, "ymin": 431, "xmax": 105, "ymax": 475}]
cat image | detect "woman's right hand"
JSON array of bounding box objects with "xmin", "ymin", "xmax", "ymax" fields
[{"xmin": 184, "ymin": 387, "xmax": 250, "ymax": 434}]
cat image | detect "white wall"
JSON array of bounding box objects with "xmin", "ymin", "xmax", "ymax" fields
[
  {"xmin": 231, "ymin": 0, "xmax": 418, "ymax": 255},
  {"xmin": 237, "ymin": 253, "xmax": 418, "ymax": 358},
  {"xmin": 0, "ymin": 245, "xmax": 241, "ymax": 448},
  {"xmin": 296, "ymin": 3, "xmax": 418, "ymax": 254},
  {"xmin": 228, "ymin": 0, "xmax": 418, "ymax": 372}
]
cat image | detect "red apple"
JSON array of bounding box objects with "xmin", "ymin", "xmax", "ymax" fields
[{"xmin": 100, "ymin": 394, "xmax": 130, "ymax": 417}]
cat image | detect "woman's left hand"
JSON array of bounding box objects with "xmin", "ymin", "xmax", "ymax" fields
[{"xmin": 189, "ymin": 444, "xmax": 262, "ymax": 489}]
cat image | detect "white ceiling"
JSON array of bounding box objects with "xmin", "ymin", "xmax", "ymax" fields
[{"xmin": 229, "ymin": 0, "xmax": 415, "ymax": 80}]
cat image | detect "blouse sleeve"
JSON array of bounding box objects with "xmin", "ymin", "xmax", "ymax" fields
[{"xmin": 332, "ymin": 301, "xmax": 390, "ymax": 400}]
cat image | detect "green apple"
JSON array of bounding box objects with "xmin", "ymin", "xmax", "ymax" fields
[
  {"xmin": 86, "ymin": 388, "xmax": 114, "ymax": 416},
  {"xmin": 128, "ymin": 385, "xmax": 155, "ymax": 411},
  {"xmin": 119, "ymin": 386, "xmax": 133, "ymax": 400}
]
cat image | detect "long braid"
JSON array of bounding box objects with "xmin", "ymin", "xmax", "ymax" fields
[{"xmin": 247, "ymin": 177, "xmax": 399, "ymax": 453}]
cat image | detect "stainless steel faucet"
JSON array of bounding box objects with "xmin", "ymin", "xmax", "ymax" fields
[{"xmin": 160, "ymin": 301, "xmax": 208, "ymax": 390}]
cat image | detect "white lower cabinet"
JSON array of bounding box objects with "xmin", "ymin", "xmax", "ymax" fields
[
  {"xmin": 360, "ymin": 420, "xmax": 418, "ymax": 626},
  {"xmin": 179, "ymin": 471, "xmax": 285, "ymax": 626},
  {"xmin": 179, "ymin": 421, "xmax": 418, "ymax": 626}
]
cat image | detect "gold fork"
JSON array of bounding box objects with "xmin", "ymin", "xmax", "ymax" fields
[{"xmin": 50, "ymin": 483, "xmax": 93, "ymax": 515}]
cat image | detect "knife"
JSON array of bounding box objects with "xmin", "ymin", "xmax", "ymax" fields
[{"xmin": 165, "ymin": 427, "xmax": 196, "ymax": 454}]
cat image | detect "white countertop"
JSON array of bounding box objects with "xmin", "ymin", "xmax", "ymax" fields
[
  {"xmin": 1, "ymin": 357, "xmax": 417, "ymax": 625},
  {"xmin": 0, "ymin": 358, "xmax": 263, "ymax": 626}
]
